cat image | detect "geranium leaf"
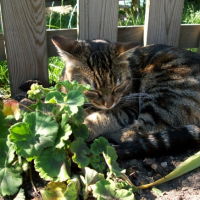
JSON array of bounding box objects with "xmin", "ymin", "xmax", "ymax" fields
[
  {"xmin": 89, "ymin": 155, "xmax": 106, "ymax": 173},
  {"xmin": 33, "ymin": 101, "xmax": 55, "ymax": 115},
  {"xmin": 0, "ymin": 167, "xmax": 23, "ymax": 196},
  {"xmin": 2, "ymin": 99, "xmax": 20, "ymax": 120},
  {"xmin": 35, "ymin": 147, "xmax": 71, "ymax": 182},
  {"xmin": 66, "ymin": 90, "xmax": 85, "ymax": 107},
  {"xmin": 61, "ymin": 113, "xmax": 69, "ymax": 127},
  {"xmin": 71, "ymin": 107, "xmax": 85, "ymax": 124},
  {"xmin": 0, "ymin": 139, "xmax": 16, "ymax": 168},
  {"xmin": 56, "ymin": 80, "xmax": 91, "ymax": 92},
  {"xmin": 55, "ymin": 123, "xmax": 72, "ymax": 149},
  {"xmin": 85, "ymin": 167, "xmax": 105, "ymax": 187},
  {"xmin": 0, "ymin": 139, "xmax": 22, "ymax": 196},
  {"xmin": 40, "ymin": 176, "xmax": 81, "ymax": 200},
  {"xmin": 90, "ymin": 137, "xmax": 110, "ymax": 155},
  {"xmin": 93, "ymin": 179, "xmax": 135, "ymax": 200},
  {"xmin": 13, "ymin": 188, "xmax": 25, "ymax": 200},
  {"xmin": 103, "ymin": 146, "xmax": 125, "ymax": 177},
  {"xmin": 70, "ymin": 138, "xmax": 90, "ymax": 168},
  {"xmin": 9, "ymin": 111, "xmax": 59, "ymax": 161},
  {"xmin": 72, "ymin": 124, "xmax": 88, "ymax": 140},
  {"xmin": 45, "ymin": 91, "xmax": 65, "ymax": 104},
  {"xmin": 40, "ymin": 181, "xmax": 68, "ymax": 200},
  {"xmin": 65, "ymin": 176, "xmax": 81, "ymax": 200},
  {"xmin": 0, "ymin": 111, "xmax": 9, "ymax": 139}
]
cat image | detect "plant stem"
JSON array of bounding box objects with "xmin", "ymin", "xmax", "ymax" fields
[
  {"xmin": 18, "ymin": 102, "xmax": 34, "ymax": 112},
  {"xmin": 30, "ymin": 161, "xmax": 39, "ymax": 196}
]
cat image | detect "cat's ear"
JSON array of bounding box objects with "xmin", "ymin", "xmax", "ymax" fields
[
  {"xmin": 51, "ymin": 35, "xmax": 80, "ymax": 60},
  {"xmin": 114, "ymin": 41, "xmax": 139, "ymax": 60}
]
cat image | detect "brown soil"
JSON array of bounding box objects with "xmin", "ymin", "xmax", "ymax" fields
[{"xmin": 119, "ymin": 148, "xmax": 200, "ymax": 200}]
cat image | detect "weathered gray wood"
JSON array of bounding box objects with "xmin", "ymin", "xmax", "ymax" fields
[
  {"xmin": 144, "ymin": 0, "xmax": 184, "ymax": 47},
  {"xmin": 178, "ymin": 24, "xmax": 200, "ymax": 49},
  {"xmin": 118, "ymin": 26, "xmax": 144, "ymax": 44},
  {"xmin": 0, "ymin": 34, "xmax": 6, "ymax": 61},
  {"xmin": 78, "ymin": 0, "xmax": 118, "ymax": 42},
  {"xmin": 1, "ymin": 0, "xmax": 49, "ymax": 96}
]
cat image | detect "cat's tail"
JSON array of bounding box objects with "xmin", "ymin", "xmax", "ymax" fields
[{"xmin": 115, "ymin": 125, "xmax": 200, "ymax": 159}]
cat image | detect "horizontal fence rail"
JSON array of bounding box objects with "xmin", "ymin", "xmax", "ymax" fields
[{"xmin": 0, "ymin": 24, "xmax": 200, "ymax": 61}]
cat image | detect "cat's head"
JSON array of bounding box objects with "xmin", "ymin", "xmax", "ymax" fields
[{"xmin": 52, "ymin": 35, "xmax": 138, "ymax": 109}]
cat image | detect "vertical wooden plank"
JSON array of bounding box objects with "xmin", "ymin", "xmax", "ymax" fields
[
  {"xmin": 1, "ymin": 0, "xmax": 49, "ymax": 96},
  {"xmin": 78, "ymin": 0, "xmax": 118, "ymax": 42},
  {"xmin": 144, "ymin": 0, "xmax": 184, "ymax": 47}
]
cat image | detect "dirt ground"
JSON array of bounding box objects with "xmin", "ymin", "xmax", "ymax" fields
[{"xmin": 119, "ymin": 148, "xmax": 200, "ymax": 200}]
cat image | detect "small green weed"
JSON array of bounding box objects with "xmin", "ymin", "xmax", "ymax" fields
[
  {"xmin": 182, "ymin": 0, "xmax": 200, "ymax": 24},
  {"xmin": 48, "ymin": 57, "xmax": 65, "ymax": 85},
  {"xmin": 46, "ymin": 11, "xmax": 77, "ymax": 29},
  {"xmin": 0, "ymin": 60, "xmax": 10, "ymax": 99},
  {"xmin": 118, "ymin": 3, "xmax": 145, "ymax": 26}
]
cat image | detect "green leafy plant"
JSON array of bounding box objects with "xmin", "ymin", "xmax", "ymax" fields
[{"xmin": 0, "ymin": 80, "xmax": 138, "ymax": 199}]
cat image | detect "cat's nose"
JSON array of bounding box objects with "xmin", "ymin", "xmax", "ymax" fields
[{"xmin": 104, "ymin": 100, "xmax": 114, "ymax": 108}]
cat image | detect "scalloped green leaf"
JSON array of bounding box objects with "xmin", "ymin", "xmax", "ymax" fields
[
  {"xmin": 14, "ymin": 188, "xmax": 25, "ymax": 200},
  {"xmin": 116, "ymin": 181, "xmax": 139, "ymax": 194},
  {"xmin": 56, "ymin": 80, "xmax": 91, "ymax": 92},
  {"xmin": 61, "ymin": 114, "xmax": 69, "ymax": 127},
  {"xmin": 0, "ymin": 167, "xmax": 23, "ymax": 196},
  {"xmin": 0, "ymin": 139, "xmax": 16, "ymax": 168},
  {"xmin": 65, "ymin": 176, "xmax": 81, "ymax": 200},
  {"xmin": 40, "ymin": 176, "xmax": 80, "ymax": 200},
  {"xmin": 85, "ymin": 167, "xmax": 105, "ymax": 187},
  {"xmin": 35, "ymin": 147, "xmax": 71, "ymax": 182},
  {"xmin": 33, "ymin": 101, "xmax": 55, "ymax": 115},
  {"xmin": 9, "ymin": 111, "xmax": 59, "ymax": 161},
  {"xmin": 45, "ymin": 91, "xmax": 65, "ymax": 104},
  {"xmin": 93, "ymin": 179, "xmax": 135, "ymax": 200},
  {"xmin": 0, "ymin": 139, "xmax": 22, "ymax": 196},
  {"xmin": 89, "ymin": 155, "xmax": 106, "ymax": 173},
  {"xmin": 55, "ymin": 123, "xmax": 72, "ymax": 149},
  {"xmin": 70, "ymin": 138, "xmax": 90, "ymax": 168},
  {"xmin": 72, "ymin": 124, "xmax": 88, "ymax": 140},
  {"xmin": 90, "ymin": 137, "xmax": 110, "ymax": 155},
  {"xmin": 66, "ymin": 90, "xmax": 85, "ymax": 107},
  {"xmin": 71, "ymin": 106, "xmax": 85, "ymax": 124},
  {"xmin": 0, "ymin": 111, "xmax": 9, "ymax": 139},
  {"xmin": 40, "ymin": 181, "xmax": 68, "ymax": 200},
  {"xmin": 64, "ymin": 105, "xmax": 78, "ymax": 115},
  {"xmin": 83, "ymin": 167, "xmax": 105, "ymax": 199},
  {"xmin": 103, "ymin": 146, "xmax": 125, "ymax": 177}
]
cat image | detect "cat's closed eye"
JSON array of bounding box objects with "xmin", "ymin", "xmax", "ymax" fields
[
  {"xmin": 113, "ymin": 85, "xmax": 126, "ymax": 95},
  {"xmin": 84, "ymin": 90, "xmax": 102, "ymax": 100},
  {"xmin": 112, "ymin": 81, "xmax": 130, "ymax": 96}
]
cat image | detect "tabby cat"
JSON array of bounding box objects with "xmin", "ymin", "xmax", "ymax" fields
[{"xmin": 52, "ymin": 35, "xmax": 200, "ymax": 159}]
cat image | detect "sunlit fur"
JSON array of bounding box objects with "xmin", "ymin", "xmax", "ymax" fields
[{"xmin": 52, "ymin": 35, "xmax": 200, "ymax": 159}]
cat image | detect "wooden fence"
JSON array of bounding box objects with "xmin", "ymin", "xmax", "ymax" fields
[{"xmin": 1, "ymin": 0, "xmax": 200, "ymax": 96}]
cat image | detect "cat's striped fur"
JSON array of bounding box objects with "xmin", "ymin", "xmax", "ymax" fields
[{"xmin": 52, "ymin": 35, "xmax": 200, "ymax": 159}]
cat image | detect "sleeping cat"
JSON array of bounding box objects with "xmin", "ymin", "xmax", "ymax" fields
[{"xmin": 52, "ymin": 35, "xmax": 200, "ymax": 159}]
